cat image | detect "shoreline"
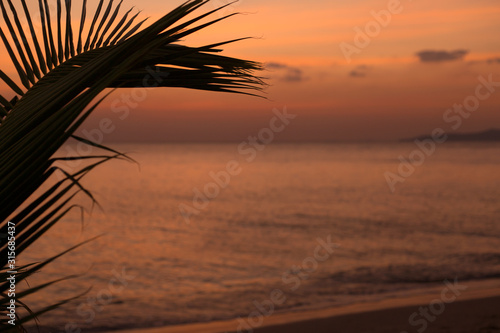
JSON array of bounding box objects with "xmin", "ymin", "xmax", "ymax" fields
[{"xmin": 104, "ymin": 278, "xmax": 500, "ymax": 333}]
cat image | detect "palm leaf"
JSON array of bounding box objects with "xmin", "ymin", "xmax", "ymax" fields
[{"xmin": 0, "ymin": 0, "xmax": 263, "ymax": 327}]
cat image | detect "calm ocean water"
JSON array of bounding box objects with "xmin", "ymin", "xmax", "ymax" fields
[{"xmin": 19, "ymin": 143, "xmax": 500, "ymax": 332}]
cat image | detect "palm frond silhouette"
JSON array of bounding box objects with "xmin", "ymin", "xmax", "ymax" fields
[{"xmin": 0, "ymin": 0, "xmax": 263, "ymax": 327}]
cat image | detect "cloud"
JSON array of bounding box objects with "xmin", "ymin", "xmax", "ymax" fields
[
  {"xmin": 349, "ymin": 65, "xmax": 370, "ymax": 78},
  {"xmin": 283, "ymin": 68, "xmax": 304, "ymax": 82},
  {"xmin": 416, "ymin": 49, "xmax": 469, "ymax": 62},
  {"xmin": 266, "ymin": 62, "xmax": 305, "ymax": 82},
  {"xmin": 487, "ymin": 57, "xmax": 500, "ymax": 64},
  {"xmin": 266, "ymin": 62, "xmax": 288, "ymax": 70},
  {"xmin": 467, "ymin": 57, "xmax": 500, "ymax": 66}
]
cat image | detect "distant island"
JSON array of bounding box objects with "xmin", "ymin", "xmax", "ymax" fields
[{"xmin": 401, "ymin": 128, "xmax": 500, "ymax": 142}]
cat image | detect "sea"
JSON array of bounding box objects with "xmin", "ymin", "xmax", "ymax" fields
[{"xmin": 17, "ymin": 142, "xmax": 500, "ymax": 332}]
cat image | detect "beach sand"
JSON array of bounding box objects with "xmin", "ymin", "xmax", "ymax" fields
[{"xmin": 107, "ymin": 279, "xmax": 500, "ymax": 333}]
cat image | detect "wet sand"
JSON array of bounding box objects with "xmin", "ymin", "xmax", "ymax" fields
[{"xmin": 107, "ymin": 280, "xmax": 500, "ymax": 333}]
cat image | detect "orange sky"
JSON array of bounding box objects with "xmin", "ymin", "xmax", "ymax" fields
[{"xmin": 1, "ymin": 0, "xmax": 500, "ymax": 142}]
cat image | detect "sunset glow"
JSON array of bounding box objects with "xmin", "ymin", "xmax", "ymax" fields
[
  {"xmin": 1, "ymin": 0, "xmax": 499, "ymax": 142},
  {"xmin": 3, "ymin": 1, "xmax": 500, "ymax": 332}
]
